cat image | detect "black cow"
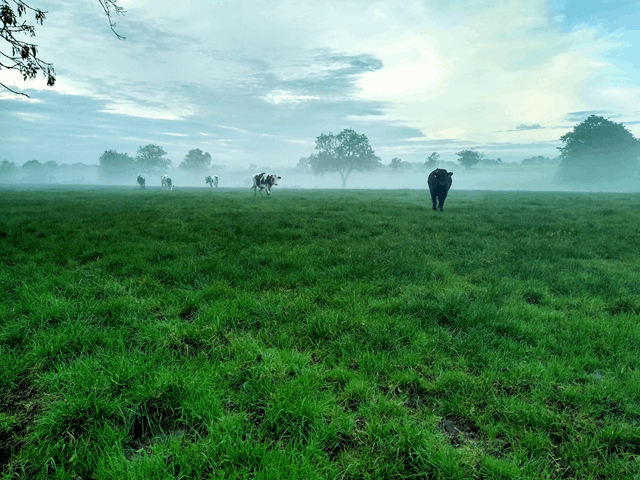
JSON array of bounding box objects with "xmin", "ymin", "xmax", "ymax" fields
[
  {"xmin": 252, "ymin": 172, "xmax": 281, "ymax": 196},
  {"xmin": 137, "ymin": 174, "xmax": 146, "ymax": 189},
  {"xmin": 428, "ymin": 169, "xmax": 453, "ymax": 211}
]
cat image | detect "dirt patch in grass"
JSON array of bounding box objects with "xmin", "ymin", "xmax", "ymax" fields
[
  {"xmin": 606, "ymin": 299, "xmax": 638, "ymax": 316},
  {"xmin": 166, "ymin": 336, "xmax": 209, "ymax": 357},
  {"xmin": 379, "ymin": 382, "xmax": 432, "ymax": 411},
  {"xmin": 124, "ymin": 423, "xmax": 205, "ymax": 461},
  {"xmin": 0, "ymin": 379, "xmax": 41, "ymax": 472},
  {"xmin": 436, "ymin": 416, "xmax": 480, "ymax": 447},
  {"xmin": 523, "ymin": 291, "xmax": 543, "ymax": 305},
  {"xmin": 324, "ymin": 431, "xmax": 357, "ymax": 461},
  {"xmin": 179, "ymin": 306, "xmax": 199, "ymax": 323}
]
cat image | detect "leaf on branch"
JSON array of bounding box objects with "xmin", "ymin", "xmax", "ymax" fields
[{"xmin": 35, "ymin": 9, "xmax": 45, "ymax": 25}]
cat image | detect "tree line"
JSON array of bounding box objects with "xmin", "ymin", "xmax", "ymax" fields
[
  {"xmin": 99, "ymin": 145, "xmax": 218, "ymax": 175},
  {"xmin": 299, "ymin": 116, "xmax": 639, "ymax": 188},
  {"xmin": 3, "ymin": 116, "xmax": 638, "ymax": 187}
]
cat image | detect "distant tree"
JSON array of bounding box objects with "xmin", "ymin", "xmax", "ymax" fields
[
  {"xmin": 0, "ymin": 160, "xmax": 17, "ymax": 178},
  {"xmin": 557, "ymin": 115, "xmax": 640, "ymax": 182},
  {"xmin": 521, "ymin": 155, "xmax": 551, "ymax": 165},
  {"xmin": 389, "ymin": 157, "xmax": 408, "ymax": 172},
  {"xmin": 296, "ymin": 156, "xmax": 311, "ymax": 170},
  {"xmin": 99, "ymin": 150, "xmax": 134, "ymax": 174},
  {"xmin": 135, "ymin": 144, "xmax": 171, "ymax": 171},
  {"xmin": 479, "ymin": 157, "xmax": 502, "ymax": 166},
  {"xmin": 425, "ymin": 152, "xmax": 440, "ymax": 169},
  {"xmin": 456, "ymin": 150, "xmax": 483, "ymax": 169},
  {"xmin": 44, "ymin": 160, "xmax": 57, "ymax": 168},
  {"xmin": 1, "ymin": 0, "xmax": 125, "ymax": 97},
  {"xmin": 308, "ymin": 128, "xmax": 381, "ymax": 189},
  {"xmin": 179, "ymin": 148, "xmax": 211, "ymax": 172},
  {"xmin": 249, "ymin": 163, "xmax": 258, "ymax": 171},
  {"xmin": 22, "ymin": 159, "xmax": 44, "ymax": 171}
]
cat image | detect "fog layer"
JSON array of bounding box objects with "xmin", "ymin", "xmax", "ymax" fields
[{"xmin": 2, "ymin": 163, "xmax": 640, "ymax": 192}]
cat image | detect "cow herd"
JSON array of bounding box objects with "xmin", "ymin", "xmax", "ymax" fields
[
  {"xmin": 137, "ymin": 172, "xmax": 281, "ymax": 196},
  {"xmin": 136, "ymin": 169, "xmax": 454, "ymax": 209}
]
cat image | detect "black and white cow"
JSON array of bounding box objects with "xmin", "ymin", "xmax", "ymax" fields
[
  {"xmin": 161, "ymin": 174, "xmax": 173, "ymax": 190},
  {"xmin": 205, "ymin": 175, "xmax": 219, "ymax": 188},
  {"xmin": 251, "ymin": 172, "xmax": 281, "ymax": 196},
  {"xmin": 137, "ymin": 174, "xmax": 146, "ymax": 189},
  {"xmin": 428, "ymin": 168, "xmax": 453, "ymax": 211}
]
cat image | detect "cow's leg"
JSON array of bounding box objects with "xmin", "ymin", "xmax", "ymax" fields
[
  {"xmin": 438, "ymin": 191, "xmax": 447, "ymax": 211},
  {"xmin": 430, "ymin": 192, "xmax": 438, "ymax": 210}
]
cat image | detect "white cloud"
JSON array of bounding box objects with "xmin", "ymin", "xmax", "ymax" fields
[
  {"xmin": 264, "ymin": 90, "xmax": 319, "ymax": 104},
  {"xmin": 100, "ymin": 101, "xmax": 188, "ymax": 120}
]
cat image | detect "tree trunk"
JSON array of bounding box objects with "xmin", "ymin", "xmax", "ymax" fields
[{"xmin": 339, "ymin": 167, "xmax": 352, "ymax": 189}]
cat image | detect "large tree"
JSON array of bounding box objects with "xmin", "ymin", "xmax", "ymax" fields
[
  {"xmin": 456, "ymin": 150, "xmax": 483, "ymax": 169},
  {"xmin": 557, "ymin": 115, "xmax": 640, "ymax": 182},
  {"xmin": 308, "ymin": 129, "xmax": 381, "ymax": 189},
  {"xmin": 99, "ymin": 150, "xmax": 134, "ymax": 174},
  {"xmin": 179, "ymin": 148, "xmax": 212, "ymax": 172},
  {"xmin": 136, "ymin": 144, "xmax": 171, "ymax": 171},
  {"xmin": 1, "ymin": 0, "xmax": 124, "ymax": 97}
]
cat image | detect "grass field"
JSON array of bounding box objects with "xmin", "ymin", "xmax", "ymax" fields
[{"xmin": 1, "ymin": 186, "xmax": 639, "ymax": 479}]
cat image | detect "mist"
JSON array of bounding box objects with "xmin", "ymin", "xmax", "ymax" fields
[{"xmin": 2, "ymin": 161, "xmax": 640, "ymax": 193}]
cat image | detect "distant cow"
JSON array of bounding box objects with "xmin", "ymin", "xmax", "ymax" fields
[
  {"xmin": 428, "ymin": 168, "xmax": 453, "ymax": 211},
  {"xmin": 161, "ymin": 174, "xmax": 173, "ymax": 190},
  {"xmin": 137, "ymin": 175, "xmax": 146, "ymax": 189},
  {"xmin": 252, "ymin": 172, "xmax": 281, "ymax": 196},
  {"xmin": 205, "ymin": 175, "xmax": 219, "ymax": 188}
]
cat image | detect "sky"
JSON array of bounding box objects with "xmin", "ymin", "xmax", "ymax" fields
[{"xmin": 1, "ymin": 0, "xmax": 639, "ymax": 169}]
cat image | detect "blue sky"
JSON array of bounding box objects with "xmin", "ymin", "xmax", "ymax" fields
[{"xmin": 1, "ymin": 0, "xmax": 639, "ymax": 168}]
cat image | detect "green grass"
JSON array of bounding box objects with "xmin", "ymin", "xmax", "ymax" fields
[{"xmin": 1, "ymin": 186, "xmax": 640, "ymax": 479}]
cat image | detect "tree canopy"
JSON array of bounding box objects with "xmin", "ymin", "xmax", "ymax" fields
[
  {"xmin": 136, "ymin": 144, "xmax": 171, "ymax": 171},
  {"xmin": 0, "ymin": 159, "xmax": 17, "ymax": 177},
  {"xmin": 389, "ymin": 157, "xmax": 409, "ymax": 172},
  {"xmin": 180, "ymin": 148, "xmax": 212, "ymax": 172},
  {"xmin": 296, "ymin": 156, "xmax": 311, "ymax": 170},
  {"xmin": 425, "ymin": 152, "xmax": 440, "ymax": 169},
  {"xmin": 456, "ymin": 150, "xmax": 483, "ymax": 169},
  {"xmin": 99, "ymin": 150, "xmax": 135, "ymax": 174},
  {"xmin": 308, "ymin": 129, "xmax": 381, "ymax": 188},
  {"xmin": 557, "ymin": 115, "xmax": 640, "ymax": 182},
  {"xmin": 1, "ymin": 0, "xmax": 124, "ymax": 97},
  {"xmin": 21, "ymin": 159, "xmax": 43, "ymax": 170}
]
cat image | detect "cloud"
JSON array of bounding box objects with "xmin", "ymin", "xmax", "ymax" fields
[
  {"xmin": 516, "ymin": 124, "xmax": 544, "ymax": 130},
  {"xmin": 264, "ymin": 91, "xmax": 320, "ymax": 105},
  {"xmin": 565, "ymin": 110, "xmax": 616, "ymax": 121}
]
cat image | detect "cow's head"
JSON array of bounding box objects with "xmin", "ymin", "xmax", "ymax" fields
[
  {"xmin": 432, "ymin": 169, "xmax": 452, "ymax": 186},
  {"xmin": 272, "ymin": 175, "xmax": 281, "ymax": 185}
]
